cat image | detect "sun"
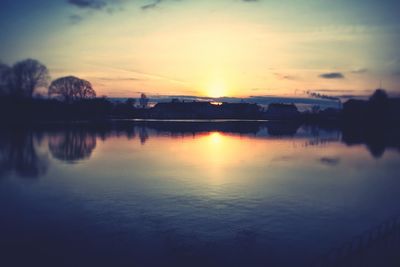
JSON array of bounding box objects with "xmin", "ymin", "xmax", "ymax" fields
[
  {"xmin": 206, "ymin": 81, "xmax": 227, "ymax": 98},
  {"xmin": 209, "ymin": 132, "xmax": 222, "ymax": 145}
]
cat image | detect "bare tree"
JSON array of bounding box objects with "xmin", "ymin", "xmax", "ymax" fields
[
  {"xmin": 48, "ymin": 76, "xmax": 96, "ymax": 102},
  {"xmin": 139, "ymin": 93, "xmax": 149, "ymax": 108},
  {"xmin": 12, "ymin": 59, "xmax": 50, "ymax": 98}
]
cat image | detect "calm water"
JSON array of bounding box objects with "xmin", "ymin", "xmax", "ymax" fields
[{"xmin": 1, "ymin": 121, "xmax": 399, "ymax": 267}]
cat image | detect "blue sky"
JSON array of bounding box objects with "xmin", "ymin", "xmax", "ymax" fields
[{"xmin": 1, "ymin": 0, "xmax": 400, "ymax": 98}]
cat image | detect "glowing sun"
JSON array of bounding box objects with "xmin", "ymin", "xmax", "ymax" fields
[{"xmin": 206, "ymin": 81, "xmax": 227, "ymax": 98}]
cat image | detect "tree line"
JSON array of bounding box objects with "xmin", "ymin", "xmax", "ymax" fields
[
  {"xmin": 0, "ymin": 59, "xmax": 153, "ymax": 121},
  {"xmin": 0, "ymin": 59, "xmax": 92, "ymax": 101},
  {"xmin": 0, "ymin": 58, "xmax": 149, "ymax": 107}
]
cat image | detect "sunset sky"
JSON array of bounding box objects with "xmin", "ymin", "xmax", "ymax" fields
[{"xmin": 1, "ymin": 0, "xmax": 400, "ymax": 98}]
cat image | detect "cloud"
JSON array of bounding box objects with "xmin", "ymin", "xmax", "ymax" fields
[
  {"xmin": 274, "ymin": 73, "xmax": 296, "ymax": 80},
  {"xmin": 67, "ymin": 0, "xmax": 107, "ymax": 9},
  {"xmin": 306, "ymin": 89, "xmax": 373, "ymax": 100},
  {"xmin": 85, "ymin": 63, "xmax": 189, "ymax": 85},
  {"xmin": 335, "ymin": 94, "xmax": 369, "ymax": 99},
  {"xmin": 312, "ymin": 88, "xmax": 372, "ymax": 94},
  {"xmin": 351, "ymin": 68, "xmax": 368, "ymax": 74},
  {"xmin": 319, "ymin": 72, "xmax": 345, "ymax": 79},
  {"xmin": 66, "ymin": 0, "xmax": 126, "ymax": 21},
  {"xmin": 306, "ymin": 91, "xmax": 340, "ymax": 101},
  {"xmin": 98, "ymin": 77, "xmax": 143, "ymax": 81},
  {"xmin": 66, "ymin": 0, "xmax": 261, "ymax": 12},
  {"xmin": 141, "ymin": 0, "xmax": 163, "ymax": 10},
  {"xmin": 141, "ymin": 0, "xmax": 260, "ymax": 10},
  {"xmin": 312, "ymin": 89, "xmax": 355, "ymax": 93}
]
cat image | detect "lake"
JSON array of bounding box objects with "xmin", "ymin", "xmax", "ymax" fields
[{"xmin": 1, "ymin": 121, "xmax": 399, "ymax": 267}]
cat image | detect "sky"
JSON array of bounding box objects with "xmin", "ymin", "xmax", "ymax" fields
[{"xmin": 1, "ymin": 0, "xmax": 400, "ymax": 99}]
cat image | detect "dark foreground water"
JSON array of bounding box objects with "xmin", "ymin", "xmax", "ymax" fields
[{"xmin": 1, "ymin": 121, "xmax": 399, "ymax": 267}]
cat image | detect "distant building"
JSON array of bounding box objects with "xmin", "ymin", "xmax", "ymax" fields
[{"xmin": 150, "ymin": 101, "xmax": 263, "ymax": 119}]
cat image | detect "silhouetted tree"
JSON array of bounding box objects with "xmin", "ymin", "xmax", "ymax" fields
[
  {"xmin": 369, "ymin": 89, "xmax": 388, "ymax": 103},
  {"xmin": 12, "ymin": 59, "xmax": 50, "ymax": 98},
  {"xmin": 0, "ymin": 63, "xmax": 12, "ymax": 96},
  {"xmin": 139, "ymin": 93, "xmax": 149, "ymax": 108},
  {"xmin": 368, "ymin": 89, "xmax": 389, "ymax": 121},
  {"xmin": 48, "ymin": 76, "xmax": 96, "ymax": 102}
]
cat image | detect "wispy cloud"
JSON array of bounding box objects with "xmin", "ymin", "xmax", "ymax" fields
[
  {"xmin": 141, "ymin": 0, "xmax": 163, "ymax": 10},
  {"xmin": 66, "ymin": 0, "xmax": 262, "ymax": 12},
  {"xmin": 306, "ymin": 91, "xmax": 340, "ymax": 101},
  {"xmin": 141, "ymin": 0, "xmax": 260, "ymax": 10},
  {"xmin": 97, "ymin": 77, "xmax": 143, "ymax": 81},
  {"xmin": 319, "ymin": 72, "xmax": 345, "ymax": 79},
  {"xmin": 67, "ymin": 0, "xmax": 107, "ymax": 10},
  {"xmin": 274, "ymin": 73, "xmax": 297, "ymax": 80},
  {"xmin": 351, "ymin": 68, "xmax": 368, "ymax": 74},
  {"xmin": 86, "ymin": 62, "xmax": 190, "ymax": 86},
  {"xmin": 67, "ymin": 0, "xmax": 126, "ymax": 14},
  {"xmin": 311, "ymin": 89, "xmax": 357, "ymax": 93},
  {"xmin": 306, "ymin": 89, "xmax": 376, "ymax": 100}
]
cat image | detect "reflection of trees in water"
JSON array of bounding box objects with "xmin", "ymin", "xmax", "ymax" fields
[
  {"xmin": 277, "ymin": 123, "xmax": 400, "ymax": 159},
  {"xmin": 342, "ymin": 125, "xmax": 400, "ymax": 159},
  {"xmin": 139, "ymin": 127, "xmax": 149, "ymax": 145},
  {"xmin": 367, "ymin": 143, "xmax": 386, "ymax": 158},
  {"xmin": 52, "ymin": 122, "xmax": 400, "ymax": 160},
  {"xmin": 297, "ymin": 125, "xmax": 342, "ymax": 148},
  {"xmin": 100, "ymin": 123, "xmax": 136, "ymax": 140},
  {"xmin": 1, "ymin": 122, "xmax": 399, "ymax": 175},
  {"xmin": 48, "ymin": 130, "xmax": 97, "ymax": 163},
  {"xmin": 0, "ymin": 131, "xmax": 48, "ymax": 178},
  {"xmin": 303, "ymin": 137, "xmax": 341, "ymax": 147},
  {"xmin": 266, "ymin": 121, "xmax": 302, "ymax": 136}
]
